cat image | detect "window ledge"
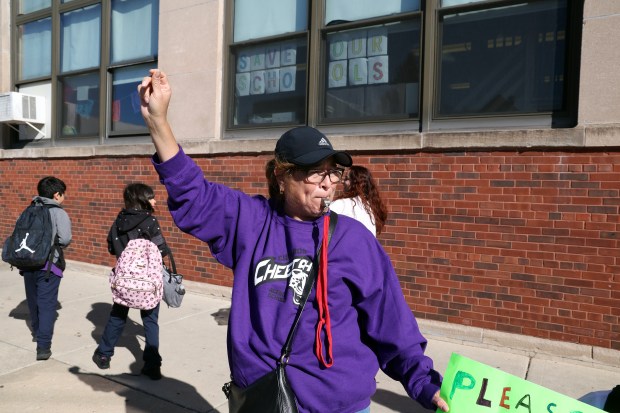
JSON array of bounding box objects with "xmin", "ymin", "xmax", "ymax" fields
[{"xmin": 1, "ymin": 123, "xmax": 618, "ymax": 160}]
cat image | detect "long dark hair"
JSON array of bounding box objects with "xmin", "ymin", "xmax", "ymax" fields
[
  {"xmin": 123, "ymin": 183, "xmax": 155, "ymax": 212},
  {"xmin": 336, "ymin": 166, "xmax": 388, "ymax": 234}
]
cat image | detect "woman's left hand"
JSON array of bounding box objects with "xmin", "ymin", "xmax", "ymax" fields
[{"xmin": 433, "ymin": 390, "xmax": 449, "ymax": 412}]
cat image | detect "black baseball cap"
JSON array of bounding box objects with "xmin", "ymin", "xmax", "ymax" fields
[{"xmin": 275, "ymin": 126, "xmax": 352, "ymax": 167}]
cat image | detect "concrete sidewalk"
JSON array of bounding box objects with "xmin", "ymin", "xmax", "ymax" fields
[{"xmin": 0, "ymin": 259, "xmax": 618, "ymax": 413}]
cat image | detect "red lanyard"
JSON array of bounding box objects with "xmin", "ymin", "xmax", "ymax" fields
[{"xmin": 315, "ymin": 215, "xmax": 333, "ymax": 368}]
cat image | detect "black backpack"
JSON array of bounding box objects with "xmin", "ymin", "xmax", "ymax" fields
[{"xmin": 2, "ymin": 200, "xmax": 59, "ymax": 274}]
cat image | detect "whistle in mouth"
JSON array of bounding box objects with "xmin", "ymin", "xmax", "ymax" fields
[{"xmin": 321, "ymin": 198, "xmax": 331, "ymax": 213}]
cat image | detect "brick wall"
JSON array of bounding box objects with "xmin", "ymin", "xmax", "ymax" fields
[{"xmin": 1, "ymin": 149, "xmax": 618, "ymax": 350}]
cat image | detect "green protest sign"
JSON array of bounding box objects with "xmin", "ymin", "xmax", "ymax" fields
[{"xmin": 437, "ymin": 353, "xmax": 605, "ymax": 413}]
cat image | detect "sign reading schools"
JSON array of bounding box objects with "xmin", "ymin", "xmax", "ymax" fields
[{"xmin": 438, "ymin": 354, "xmax": 605, "ymax": 413}]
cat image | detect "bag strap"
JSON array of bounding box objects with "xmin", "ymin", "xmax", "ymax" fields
[
  {"xmin": 164, "ymin": 248, "xmax": 177, "ymax": 274},
  {"xmin": 280, "ymin": 211, "xmax": 338, "ymax": 364},
  {"xmin": 40, "ymin": 202, "xmax": 60, "ymax": 280}
]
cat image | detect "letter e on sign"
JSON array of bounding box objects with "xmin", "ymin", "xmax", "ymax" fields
[{"xmin": 280, "ymin": 42, "xmax": 297, "ymax": 66}]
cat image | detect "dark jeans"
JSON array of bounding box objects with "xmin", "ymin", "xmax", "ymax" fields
[
  {"xmin": 23, "ymin": 270, "xmax": 61, "ymax": 350},
  {"xmin": 96, "ymin": 302, "xmax": 162, "ymax": 366}
]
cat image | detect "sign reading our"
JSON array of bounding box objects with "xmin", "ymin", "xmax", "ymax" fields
[
  {"xmin": 439, "ymin": 354, "xmax": 605, "ymax": 413},
  {"xmin": 328, "ymin": 28, "xmax": 389, "ymax": 88},
  {"xmin": 236, "ymin": 42, "xmax": 297, "ymax": 96}
]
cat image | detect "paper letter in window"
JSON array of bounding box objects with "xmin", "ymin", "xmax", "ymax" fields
[
  {"xmin": 349, "ymin": 58, "xmax": 368, "ymax": 86},
  {"xmin": 348, "ymin": 31, "xmax": 367, "ymax": 59},
  {"xmin": 280, "ymin": 66, "xmax": 296, "ymax": 92},
  {"xmin": 328, "ymin": 60, "xmax": 347, "ymax": 88},
  {"xmin": 250, "ymin": 71, "xmax": 265, "ymax": 95},
  {"xmin": 368, "ymin": 56, "xmax": 388, "ymax": 84},
  {"xmin": 250, "ymin": 49, "xmax": 266, "ymax": 71},
  {"xmin": 265, "ymin": 46, "xmax": 281, "ymax": 69},
  {"xmin": 367, "ymin": 28, "xmax": 387, "ymax": 57},
  {"xmin": 236, "ymin": 73, "xmax": 251, "ymax": 96},
  {"xmin": 266, "ymin": 69, "xmax": 280, "ymax": 94},
  {"xmin": 280, "ymin": 43, "xmax": 297, "ymax": 67},
  {"xmin": 329, "ymin": 33, "xmax": 348, "ymax": 61},
  {"xmin": 237, "ymin": 51, "xmax": 251, "ymax": 73}
]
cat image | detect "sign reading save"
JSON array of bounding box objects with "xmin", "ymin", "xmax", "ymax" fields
[{"xmin": 438, "ymin": 354, "xmax": 605, "ymax": 413}]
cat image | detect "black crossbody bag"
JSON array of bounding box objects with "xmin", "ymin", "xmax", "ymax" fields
[{"xmin": 222, "ymin": 212, "xmax": 338, "ymax": 413}]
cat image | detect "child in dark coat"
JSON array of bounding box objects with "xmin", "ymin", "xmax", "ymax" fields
[{"xmin": 92, "ymin": 183, "xmax": 169, "ymax": 380}]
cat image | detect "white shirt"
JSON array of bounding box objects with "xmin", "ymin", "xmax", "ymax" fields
[{"xmin": 330, "ymin": 196, "xmax": 376, "ymax": 237}]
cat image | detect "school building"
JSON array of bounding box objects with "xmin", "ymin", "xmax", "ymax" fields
[{"xmin": 0, "ymin": 1, "xmax": 618, "ymax": 354}]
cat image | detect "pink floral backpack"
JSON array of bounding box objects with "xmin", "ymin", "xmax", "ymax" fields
[{"xmin": 109, "ymin": 239, "xmax": 163, "ymax": 310}]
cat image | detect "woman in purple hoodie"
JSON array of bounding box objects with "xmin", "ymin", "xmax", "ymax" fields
[{"xmin": 138, "ymin": 70, "xmax": 449, "ymax": 413}]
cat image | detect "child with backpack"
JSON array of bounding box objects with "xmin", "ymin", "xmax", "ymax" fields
[
  {"xmin": 92, "ymin": 183, "xmax": 170, "ymax": 380},
  {"xmin": 10, "ymin": 176, "xmax": 72, "ymax": 361}
]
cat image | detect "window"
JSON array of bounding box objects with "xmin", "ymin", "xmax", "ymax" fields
[
  {"xmin": 109, "ymin": 0, "xmax": 158, "ymax": 135},
  {"xmin": 323, "ymin": 20, "xmax": 422, "ymax": 123},
  {"xmin": 437, "ymin": 1, "xmax": 569, "ymax": 118},
  {"xmin": 227, "ymin": 0, "xmax": 580, "ymax": 131},
  {"xmin": 19, "ymin": 0, "xmax": 51, "ymax": 14},
  {"xmin": 111, "ymin": 63, "xmax": 152, "ymax": 133},
  {"xmin": 59, "ymin": 4, "xmax": 101, "ymax": 138},
  {"xmin": 18, "ymin": 17, "xmax": 51, "ymax": 81},
  {"xmin": 230, "ymin": 0, "xmax": 308, "ymax": 127},
  {"xmin": 13, "ymin": 0, "xmax": 158, "ymax": 143},
  {"xmin": 232, "ymin": 38, "xmax": 307, "ymax": 126}
]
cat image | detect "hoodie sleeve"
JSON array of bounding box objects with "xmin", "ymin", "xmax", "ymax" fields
[
  {"xmin": 344, "ymin": 232, "xmax": 442, "ymax": 409},
  {"xmin": 53, "ymin": 208, "xmax": 72, "ymax": 248},
  {"xmin": 153, "ymin": 146, "xmax": 267, "ymax": 268}
]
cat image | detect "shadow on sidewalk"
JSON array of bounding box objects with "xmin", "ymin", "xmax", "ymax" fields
[
  {"xmin": 68, "ymin": 366, "xmax": 215, "ymax": 413},
  {"xmin": 79, "ymin": 302, "xmax": 216, "ymax": 412},
  {"xmin": 372, "ymin": 388, "xmax": 430, "ymax": 413},
  {"xmin": 9, "ymin": 299, "xmax": 61, "ymax": 342},
  {"xmin": 87, "ymin": 302, "xmax": 149, "ymax": 372}
]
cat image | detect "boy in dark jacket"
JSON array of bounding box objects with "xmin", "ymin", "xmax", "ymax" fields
[{"xmin": 23, "ymin": 176, "xmax": 72, "ymax": 361}]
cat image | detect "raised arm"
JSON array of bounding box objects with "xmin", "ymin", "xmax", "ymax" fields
[{"xmin": 138, "ymin": 69, "xmax": 179, "ymax": 162}]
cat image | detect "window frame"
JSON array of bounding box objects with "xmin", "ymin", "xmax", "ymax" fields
[
  {"xmin": 224, "ymin": 0, "xmax": 311, "ymax": 131},
  {"xmin": 421, "ymin": 0, "xmax": 582, "ymax": 131},
  {"xmin": 224, "ymin": 0, "xmax": 583, "ymax": 137},
  {"xmin": 10, "ymin": 0, "xmax": 158, "ymax": 146}
]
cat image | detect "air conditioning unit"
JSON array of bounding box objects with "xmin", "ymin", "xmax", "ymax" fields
[{"xmin": 0, "ymin": 92, "xmax": 46, "ymax": 124}]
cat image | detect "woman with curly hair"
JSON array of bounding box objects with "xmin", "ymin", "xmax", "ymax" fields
[{"xmin": 330, "ymin": 165, "xmax": 388, "ymax": 236}]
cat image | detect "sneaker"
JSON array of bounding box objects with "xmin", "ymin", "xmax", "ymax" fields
[
  {"xmin": 36, "ymin": 347, "xmax": 52, "ymax": 361},
  {"xmin": 141, "ymin": 365, "xmax": 162, "ymax": 380},
  {"xmin": 92, "ymin": 352, "xmax": 110, "ymax": 369}
]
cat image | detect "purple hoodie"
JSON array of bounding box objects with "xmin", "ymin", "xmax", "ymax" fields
[{"xmin": 154, "ymin": 147, "xmax": 442, "ymax": 413}]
